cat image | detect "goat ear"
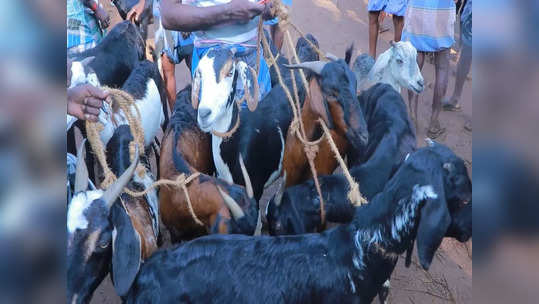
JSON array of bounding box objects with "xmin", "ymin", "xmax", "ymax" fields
[
  {"xmin": 308, "ymin": 78, "xmax": 334, "ymax": 129},
  {"xmin": 236, "ymin": 61, "xmax": 259, "ymax": 112},
  {"xmin": 415, "ymin": 184, "xmax": 451, "ymax": 271},
  {"xmin": 110, "ymin": 202, "xmax": 141, "ymax": 297},
  {"xmin": 368, "ymin": 48, "xmax": 392, "ymax": 83}
]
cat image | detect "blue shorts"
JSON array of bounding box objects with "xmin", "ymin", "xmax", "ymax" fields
[
  {"xmin": 264, "ymin": 0, "xmax": 292, "ymax": 26},
  {"xmin": 367, "ymin": 0, "xmax": 407, "ymax": 16}
]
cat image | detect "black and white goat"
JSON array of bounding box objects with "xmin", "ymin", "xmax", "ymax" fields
[
  {"xmin": 192, "ymin": 47, "xmax": 302, "ymax": 200},
  {"xmin": 69, "ymin": 59, "xmax": 167, "ymax": 148},
  {"xmin": 114, "ymin": 140, "xmax": 469, "ymax": 303},
  {"xmin": 67, "ymin": 133, "xmax": 159, "ymax": 304}
]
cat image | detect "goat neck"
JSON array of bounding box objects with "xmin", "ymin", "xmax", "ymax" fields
[
  {"xmin": 281, "ymin": 79, "xmax": 324, "ymax": 187},
  {"xmin": 378, "ymin": 68, "xmax": 401, "ymax": 93}
]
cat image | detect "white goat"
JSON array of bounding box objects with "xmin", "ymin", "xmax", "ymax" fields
[{"xmin": 353, "ymin": 41, "xmax": 424, "ymax": 94}]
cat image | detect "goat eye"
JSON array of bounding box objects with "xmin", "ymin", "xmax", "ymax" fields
[
  {"xmin": 227, "ymin": 70, "xmax": 234, "ymax": 77},
  {"xmin": 99, "ymin": 241, "xmax": 109, "ymax": 249},
  {"xmin": 396, "ymin": 58, "xmax": 403, "ymax": 64}
]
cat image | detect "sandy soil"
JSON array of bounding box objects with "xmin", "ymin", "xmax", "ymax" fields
[{"xmin": 92, "ymin": 1, "xmax": 472, "ymax": 303}]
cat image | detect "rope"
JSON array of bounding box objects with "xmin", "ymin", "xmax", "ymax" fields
[
  {"xmin": 84, "ymin": 88, "xmax": 205, "ymax": 226},
  {"xmin": 318, "ymin": 118, "xmax": 367, "ymax": 206}
]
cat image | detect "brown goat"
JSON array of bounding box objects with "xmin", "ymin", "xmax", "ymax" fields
[
  {"xmin": 282, "ymin": 58, "xmax": 368, "ymax": 187},
  {"xmin": 159, "ymin": 87, "xmax": 258, "ymax": 242}
]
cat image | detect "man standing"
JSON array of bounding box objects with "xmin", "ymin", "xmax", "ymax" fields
[
  {"xmin": 160, "ymin": 0, "xmax": 272, "ymax": 101},
  {"xmin": 367, "ymin": 0, "xmax": 407, "ymax": 58}
]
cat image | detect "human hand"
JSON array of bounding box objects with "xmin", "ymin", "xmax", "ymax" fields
[
  {"xmin": 127, "ymin": 0, "xmax": 146, "ymax": 23},
  {"xmin": 67, "ymin": 84, "xmax": 109, "ymax": 122},
  {"xmin": 95, "ymin": 6, "xmax": 110, "ymax": 28},
  {"xmin": 228, "ymin": 0, "xmax": 264, "ymax": 22}
]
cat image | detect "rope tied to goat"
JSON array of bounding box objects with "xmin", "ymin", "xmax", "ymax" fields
[
  {"xmin": 85, "ymin": 88, "xmax": 205, "ymax": 226},
  {"xmin": 259, "ymin": 4, "xmax": 367, "ymax": 215}
]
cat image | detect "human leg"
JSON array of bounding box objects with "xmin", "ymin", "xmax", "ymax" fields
[
  {"xmin": 392, "ymin": 15, "xmax": 404, "ymax": 42},
  {"xmin": 428, "ymin": 49, "xmax": 450, "ymax": 137},
  {"xmin": 369, "ymin": 10, "xmax": 381, "ymax": 58},
  {"xmin": 444, "ymin": 43, "xmax": 471, "ymax": 109}
]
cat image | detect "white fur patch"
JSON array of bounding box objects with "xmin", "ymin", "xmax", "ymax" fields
[
  {"xmin": 213, "ymin": 135, "xmax": 234, "ymax": 183},
  {"xmin": 353, "ymin": 230, "xmax": 365, "ymax": 272},
  {"xmin": 100, "ymin": 79, "xmax": 163, "ymax": 147},
  {"xmin": 383, "ymin": 280, "xmax": 391, "ymax": 288},
  {"xmin": 412, "ymin": 184, "xmax": 438, "ymax": 202},
  {"xmin": 67, "ymin": 190, "xmax": 104, "ymax": 234}
]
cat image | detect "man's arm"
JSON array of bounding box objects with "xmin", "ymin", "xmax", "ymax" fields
[
  {"xmin": 161, "ymin": 0, "xmax": 264, "ymax": 32},
  {"xmin": 82, "ymin": 0, "xmax": 111, "ymax": 28}
]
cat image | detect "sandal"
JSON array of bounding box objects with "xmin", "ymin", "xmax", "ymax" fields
[
  {"xmin": 427, "ymin": 126, "xmax": 446, "ymax": 139},
  {"xmin": 443, "ymin": 103, "xmax": 462, "ymax": 112},
  {"xmin": 464, "ymin": 121, "xmax": 472, "ymax": 132}
]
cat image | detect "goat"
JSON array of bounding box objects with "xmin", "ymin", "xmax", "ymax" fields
[
  {"xmin": 159, "ymin": 86, "xmax": 258, "ymax": 241},
  {"xmin": 119, "ymin": 142, "xmax": 467, "ymax": 303},
  {"xmin": 111, "ymin": 0, "xmax": 154, "ymax": 41},
  {"xmin": 193, "ymin": 45, "xmax": 303, "ymax": 201},
  {"xmin": 349, "ymin": 83, "xmax": 417, "ymax": 197},
  {"xmin": 351, "ymin": 41, "xmax": 424, "ymax": 95},
  {"xmin": 193, "ymin": 33, "xmax": 326, "ymax": 201},
  {"xmin": 67, "ymin": 133, "xmax": 156, "ymax": 304},
  {"xmin": 281, "ymin": 48, "xmax": 369, "ymax": 187},
  {"xmin": 68, "ymin": 21, "xmax": 145, "ymax": 88}
]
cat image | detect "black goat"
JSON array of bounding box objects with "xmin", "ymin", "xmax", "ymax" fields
[
  {"xmin": 350, "ymin": 83, "xmax": 417, "ymax": 198},
  {"xmin": 118, "ymin": 140, "xmax": 467, "ymax": 303},
  {"xmin": 68, "ymin": 21, "xmax": 145, "ymax": 88}
]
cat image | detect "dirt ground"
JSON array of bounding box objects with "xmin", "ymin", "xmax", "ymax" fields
[{"xmin": 92, "ymin": 1, "xmax": 472, "ymax": 303}]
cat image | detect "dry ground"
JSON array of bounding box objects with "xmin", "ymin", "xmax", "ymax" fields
[{"xmin": 92, "ymin": 1, "xmax": 472, "ymax": 303}]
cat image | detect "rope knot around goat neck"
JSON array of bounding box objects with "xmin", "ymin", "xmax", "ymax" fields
[{"xmin": 122, "ymin": 172, "xmax": 205, "ymax": 226}]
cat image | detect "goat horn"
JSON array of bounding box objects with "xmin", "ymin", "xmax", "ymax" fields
[
  {"xmin": 274, "ymin": 172, "xmax": 287, "ymax": 207},
  {"xmin": 102, "ymin": 145, "xmax": 140, "ymax": 209},
  {"xmin": 325, "ymin": 53, "xmax": 339, "ymax": 61},
  {"xmin": 217, "ymin": 186, "xmax": 245, "ymax": 220},
  {"xmin": 239, "ymin": 154, "xmax": 254, "ymax": 199},
  {"xmin": 74, "ymin": 139, "xmax": 89, "ymax": 193},
  {"xmin": 283, "ymin": 61, "xmax": 327, "ymax": 76}
]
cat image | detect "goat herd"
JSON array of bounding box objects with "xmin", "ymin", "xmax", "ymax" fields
[{"xmin": 67, "ymin": 21, "xmax": 472, "ymax": 304}]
